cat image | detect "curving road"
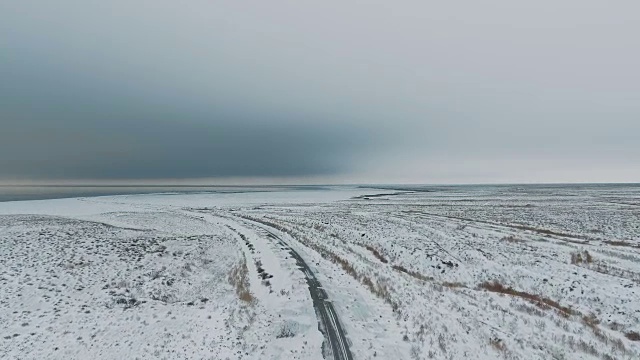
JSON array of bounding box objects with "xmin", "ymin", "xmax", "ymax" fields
[{"xmin": 244, "ymin": 219, "xmax": 353, "ymax": 360}]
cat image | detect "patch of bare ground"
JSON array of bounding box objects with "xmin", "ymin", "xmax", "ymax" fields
[
  {"xmin": 364, "ymin": 245, "xmax": 388, "ymax": 263},
  {"xmin": 228, "ymin": 257, "xmax": 254, "ymax": 304}
]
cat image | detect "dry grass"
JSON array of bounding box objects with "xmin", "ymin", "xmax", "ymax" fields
[
  {"xmin": 478, "ymin": 281, "xmax": 574, "ymax": 316},
  {"xmin": 237, "ymin": 214, "xmax": 403, "ymax": 310},
  {"xmin": 325, "ymin": 250, "xmax": 399, "ymax": 311},
  {"xmin": 626, "ymin": 331, "xmax": 640, "ymax": 341},
  {"xmin": 582, "ymin": 313, "xmax": 601, "ymax": 329},
  {"xmin": 571, "ymin": 250, "xmax": 594, "ymax": 265},
  {"xmin": 228, "ymin": 257, "xmax": 254, "ymax": 304},
  {"xmin": 392, "ymin": 265, "xmax": 433, "ymax": 282},
  {"xmin": 442, "ymin": 281, "xmax": 467, "ymax": 289},
  {"xmin": 235, "ymin": 213, "xmax": 639, "ymax": 358},
  {"xmin": 603, "ymin": 240, "xmax": 640, "ymax": 249},
  {"xmin": 578, "ymin": 313, "xmax": 628, "ymax": 354},
  {"xmin": 489, "ymin": 337, "xmax": 507, "ymax": 352},
  {"xmin": 575, "ymin": 339, "xmax": 600, "ymax": 357},
  {"xmin": 329, "ymin": 253, "xmax": 357, "ymax": 278},
  {"xmin": 554, "ymin": 333, "xmax": 627, "ymax": 359},
  {"xmin": 501, "ymin": 235, "xmax": 525, "ymax": 243},
  {"xmin": 511, "ymin": 224, "xmax": 590, "ymax": 243},
  {"xmin": 365, "ymin": 245, "xmax": 388, "ymax": 263},
  {"xmin": 483, "ymin": 281, "xmax": 630, "ymax": 356},
  {"xmin": 512, "ymin": 302, "xmax": 546, "ymax": 317},
  {"xmin": 588, "ymin": 262, "xmax": 640, "ymax": 282}
]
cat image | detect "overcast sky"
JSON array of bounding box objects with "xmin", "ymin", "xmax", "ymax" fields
[{"xmin": 1, "ymin": 1, "xmax": 639, "ymax": 184}]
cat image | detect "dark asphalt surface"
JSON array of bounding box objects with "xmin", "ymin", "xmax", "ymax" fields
[{"xmin": 257, "ymin": 225, "xmax": 353, "ymax": 360}]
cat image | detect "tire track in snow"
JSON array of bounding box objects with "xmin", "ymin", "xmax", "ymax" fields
[
  {"xmin": 263, "ymin": 228, "xmax": 353, "ymax": 360},
  {"xmin": 235, "ymin": 216, "xmax": 353, "ymax": 360}
]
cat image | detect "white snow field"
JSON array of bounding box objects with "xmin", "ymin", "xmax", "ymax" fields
[{"xmin": 1, "ymin": 185, "xmax": 639, "ymax": 360}]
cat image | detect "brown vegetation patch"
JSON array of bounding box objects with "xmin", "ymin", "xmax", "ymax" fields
[
  {"xmin": 501, "ymin": 235, "xmax": 525, "ymax": 243},
  {"xmin": 489, "ymin": 337, "xmax": 507, "ymax": 352},
  {"xmin": 571, "ymin": 250, "xmax": 594, "ymax": 265},
  {"xmin": 589, "ymin": 262, "xmax": 640, "ymax": 282},
  {"xmin": 442, "ymin": 281, "xmax": 467, "ymax": 289},
  {"xmin": 481, "ymin": 281, "xmax": 630, "ymax": 353},
  {"xmin": 392, "ymin": 265, "xmax": 433, "ymax": 282},
  {"xmin": 604, "ymin": 240, "xmax": 640, "ymax": 249},
  {"xmin": 626, "ymin": 331, "xmax": 640, "ymax": 341},
  {"xmin": 478, "ymin": 281, "xmax": 574, "ymax": 316},
  {"xmin": 324, "ymin": 250, "xmax": 398, "ymax": 311},
  {"xmin": 228, "ymin": 258, "xmax": 254, "ymax": 304},
  {"xmin": 511, "ymin": 224, "xmax": 590, "ymax": 242},
  {"xmin": 582, "ymin": 313, "xmax": 601, "ymax": 329},
  {"xmin": 365, "ymin": 245, "xmax": 388, "ymax": 263}
]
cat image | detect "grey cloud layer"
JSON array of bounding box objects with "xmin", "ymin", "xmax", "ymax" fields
[
  {"xmin": 1, "ymin": 117, "xmax": 368, "ymax": 179},
  {"xmin": 1, "ymin": 54, "xmax": 371, "ymax": 179},
  {"xmin": 1, "ymin": 1, "xmax": 639, "ymax": 182}
]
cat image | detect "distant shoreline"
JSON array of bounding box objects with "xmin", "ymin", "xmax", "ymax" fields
[
  {"xmin": 0, "ymin": 185, "xmax": 335, "ymax": 202},
  {"xmin": 1, "ymin": 183, "xmax": 638, "ymax": 203}
]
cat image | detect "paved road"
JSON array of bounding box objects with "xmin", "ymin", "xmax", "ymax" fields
[{"xmin": 247, "ymin": 219, "xmax": 353, "ymax": 360}]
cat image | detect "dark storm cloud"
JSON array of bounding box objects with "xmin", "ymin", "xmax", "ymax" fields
[
  {"xmin": 0, "ymin": 55, "xmax": 371, "ymax": 179},
  {"xmin": 1, "ymin": 1, "xmax": 639, "ymax": 183},
  {"xmin": 0, "ymin": 116, "xmax": 366, "ymax": 179},
  {"xmin": 0, "ymin": 1, "xmax": 377, "ymax": 181}
]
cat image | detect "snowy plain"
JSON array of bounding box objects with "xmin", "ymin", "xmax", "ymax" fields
[{"xmin": 1, "ymin": 185, "xmax": 639, "ymax": 359}]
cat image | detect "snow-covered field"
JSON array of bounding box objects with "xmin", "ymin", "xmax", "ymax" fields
[{"xmin": 1, "ymin": 185, "xmax": 639, "ymax": 359}]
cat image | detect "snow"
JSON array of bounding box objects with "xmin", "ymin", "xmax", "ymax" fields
[{"xmin": 1, "ymin": 184, "xmax": 639, "ymax": 359}]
